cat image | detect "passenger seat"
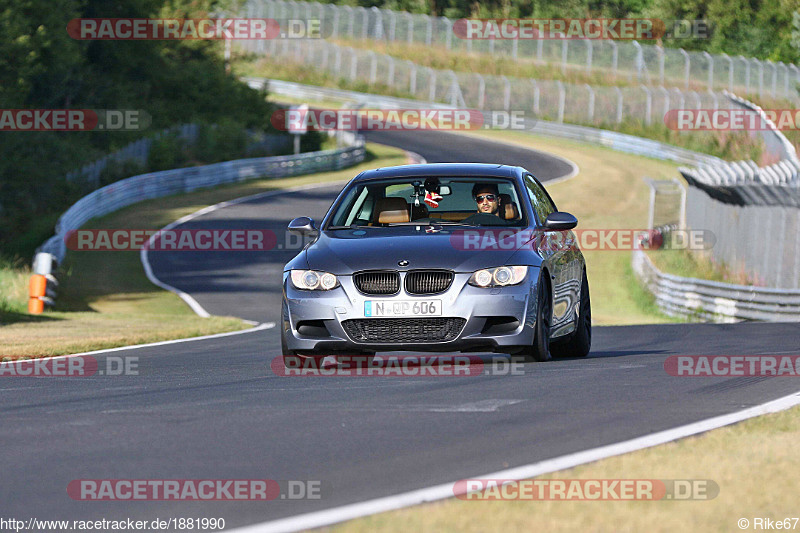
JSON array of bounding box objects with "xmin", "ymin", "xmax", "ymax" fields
[{"xmin": 375, "ymin": 197, "xmax": 410, "ymax": 224}]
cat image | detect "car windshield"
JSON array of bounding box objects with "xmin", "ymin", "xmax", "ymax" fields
[{"xmin": 326, "ymin": 177, "xmax": 527, "ymax": 228}]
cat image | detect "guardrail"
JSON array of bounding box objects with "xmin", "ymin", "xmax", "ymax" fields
[
  {"xmin": 31, "ymin": 134, "xmax": 365, "ymax": 313},
  {"xmin": 632, "ymin": 249, "xmax": 800, "ymax": 322},
  {"xmin": 248, "ymin": 77, "xmax": 722, "ymax": 167}
]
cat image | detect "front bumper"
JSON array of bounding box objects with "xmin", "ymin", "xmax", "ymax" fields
[{"xmin": 282, "ymin": 268, "xmax": 540, "ymax": 354}]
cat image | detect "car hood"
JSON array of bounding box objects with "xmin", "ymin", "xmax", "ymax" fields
[{"xmin": 301, "ymin": 227, "xmax": 540, "ymax": 274}]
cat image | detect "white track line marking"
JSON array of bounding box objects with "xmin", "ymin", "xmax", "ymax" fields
[
  {"xmin": 140, "ymin": 181, "xmax": 349, "ymax": 318},
  {"xmin": 227, "ymin": 390, "xmax": 800, "ymax": 533},
  {"xmin": 0, "ymin": 322, "xmax": 274, "ymax": 366}
]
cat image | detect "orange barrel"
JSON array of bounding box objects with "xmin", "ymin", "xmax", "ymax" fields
[
  {"xmin": 28, "ymin": 297, "xmax": 44, "ymax": 314},
  {"xmin": 29, "ymin": 274, "xmax": 47, "ymax": 298}
]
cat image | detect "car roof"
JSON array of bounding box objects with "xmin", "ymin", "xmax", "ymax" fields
[{"xmin": 354, "ymin": 163, "xmax": 524, "ymax": 181}]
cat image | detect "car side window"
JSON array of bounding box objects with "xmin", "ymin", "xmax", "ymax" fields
[{"xmin": 525, "ymin": 174, "xmax": 555, "ymax": 225}]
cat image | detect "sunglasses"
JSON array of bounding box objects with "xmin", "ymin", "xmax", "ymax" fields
[{"xmin": 475, "ymin": 194, "xmax": 497, "ymax": 203}]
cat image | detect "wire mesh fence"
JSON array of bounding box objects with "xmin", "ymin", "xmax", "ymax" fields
[
  {"xmin": 245, "ymin": 0, "xmax": 800, "ymax": 102},
  {"xmin": 238, "ymin": 37, "xmax": 734, "ymax": 127}
]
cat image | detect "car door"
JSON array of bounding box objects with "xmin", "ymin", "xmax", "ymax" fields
[{"xmin": 524, "ymin": 174, "xmax": 580, "ymax": 335}]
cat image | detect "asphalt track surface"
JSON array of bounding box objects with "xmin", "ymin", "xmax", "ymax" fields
[{"xmin": 2, "ymin": 130, "xmax": 799, "ymax": 530}]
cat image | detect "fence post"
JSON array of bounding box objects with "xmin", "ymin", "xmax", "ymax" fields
[
  {"xmin": 371, "ymin": 7, "xmax": 383, "ymax": 39},
  {"xmin": 615, "ymin": 86, "xmax": 623, "ymax": 124},
  {"xmin": 722, "ymin": 53, "xmax": 733, "ymax": 92},
  {"xmin": 368, "ymin": 51, "xmax": 377, "ymax": 84},
  {"xmin": 557, "ymin": 81, "xmax": 565, "ymax": 123},
  {"xmin": 344, "ymin": 5, "xmax": 354, "ymax": 38},
  {"xmin": 658, "ymin": 45, "xmax": 665, "ymax": 85},
  {"xmin": 321, "ymin": 44, "xmax": 329, "ymax": 70},
  {"xmin": 349, "ymin": 48, "xmax": 358, "ymax": 80},
  {"xmin": 561, "ymin": 40, "xmax": 568, "ymax": 74},
  {"xmin": 531, "ymin": 79, "xmax": 540, "ymax": 114},
  {"xmin": 633, "ymin": 41, "xmax": 644, "ymax": 81},
  {"xmin": 769, "ymin": 60, "xmax": 777, "ymax": 98},
  {"xmin": 672, "ymin": 87, "xmax": 684, "ymax": 110},
  {"xmin": 427, "ymin": 67, "xmax": 437, "ymax": 102},
  {"xmin": 512, "ymin": 35, "xmax": 518, "ymax": 59},
  {"xmin": 360, "ymin": 7, "xmax": 369, "ymax": 39},
  {"xmin": 658, "ymin": 86, "xmax": 670, "ymax": 117},
  {"xmin": 387, "ymin": 9, "xmax": 396, "ymax": 41},
  {"xmin": 585, "ymin": 84, "xmax": 595, "ymax": 123},
  {"xmin": 780, "ymin": 63, "xmax": 789, "ymax": 98},
  {"xmin": 739, "ymin": 56, "xmax": 750, "ymax": 94},
  {"xmin": 502, "ymin": 76, "xmax": 511, "ymax": 110},
  {"xmin": 690, "ymin": 90, "xmax": 701, "ymax": 110},
  {"xmin": 387, "ymin": 56, "xmax": 395, "ymax": 86},
  {"xmin": 680, "ymin": 48, "xmax": 689, "ymax": 89},
  {"xmin": 754, "ymin": 59, "xmax": 764, "ymax": 97},
  {"xmin": 708, "ymin": 90, "xmax": 718, "ymax": 110},
  {"xmin": 444, "ymin": 18, "xmax": 453, "ymax": 49},
  {"xmin": 331, "ymin": 5, "xmax": 340, "ymax": 38},
  {"xmin": 537, "ymin": 39, "xmax": 543, "ymax": 61},
  {"xmin": 702, "ymin": 51, "xmax": 713, "ymax": 90},
  {"xmin": 610, "ymin": 40, "xmax": 618, "ymax": 78},
  {"xmin": 476, "ymin": 74, "xmax": 486, "ymax": 109},
  {"xmin": 585, "ymin": 39, "xmax": 592, "ymax": 73},
  {"xmin": 641, "ymin": 85, "xmax": 652, "ymax": 125},
  {"xmin": 425, "ymin": 15, "xmax": 432, "ymax": 46},
  {"xmin": 408, "ymin": 60, "xmax": 417, "ymax": 95},
  {"xmin": 406, "ymin": 13, "xmax": 413, "ymax": 44}
]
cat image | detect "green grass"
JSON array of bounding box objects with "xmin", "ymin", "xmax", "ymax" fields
[
  {"xmin": 0, "ymin": 143, "xmax": 410, "ymax": 359},
  {"xmin": 647, "ymin": 249, "xmax": 758, "ymax": 286},
  {"xmin": 331, "ymin": 403, "xmax": 800, "ymax": 533}
]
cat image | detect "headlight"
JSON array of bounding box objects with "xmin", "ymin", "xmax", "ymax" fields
[
  {"xmin": 290, "ymin": 270, "xmax": 339, "ymax": 290},
  {"xmin": 469, "ymin": 266, "xmax": 528, "ymax": 288}
]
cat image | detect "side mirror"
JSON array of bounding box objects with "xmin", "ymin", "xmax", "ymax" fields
[
  {"xmin": 543, "ymin": 211, "xmax": 578, "ymax": 230},
  {"xmin": 288, "ymin": 216, "xmax": 317, "ymax": 235}
]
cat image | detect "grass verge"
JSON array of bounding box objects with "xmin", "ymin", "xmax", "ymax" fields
[
  {"xmin": 647, "ymin": 249, "xmax": 759, "ymax": 286},
  {"xmin": 331, "ymin": 403, "xmax": 800, "ymax": 533},
  {"xmin": 0, "ymin": 143, "xmax": 409, "ymax": 360}
]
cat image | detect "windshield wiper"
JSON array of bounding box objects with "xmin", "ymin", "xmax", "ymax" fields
[{"xmin": 326, "ymin": 224, "xmax": 366, "ymax": 230}]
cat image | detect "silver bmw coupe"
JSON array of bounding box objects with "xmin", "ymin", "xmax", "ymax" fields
[{"xmin": 281, "ymin": 163, "xmax": 590, "ymax": 367}]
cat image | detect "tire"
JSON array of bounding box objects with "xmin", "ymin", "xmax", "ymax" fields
[
  {"xmin": 520, "ymin": 275, "xmax": 552, "ymax": 363},
  {"xmin": 551, "ymin": 270, "xmax": 591, "ymax": 358}
]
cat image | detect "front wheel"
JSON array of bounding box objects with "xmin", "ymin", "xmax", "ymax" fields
[
  {"xmin": 551, "ymin": 270, "xmax": 591, "ymax": 358},
  {"xmin": 520, "ymin": 276, "xmax": 552, "ymax": 363}
]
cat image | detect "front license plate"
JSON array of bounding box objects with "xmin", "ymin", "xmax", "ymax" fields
[{"xmin": 364, "ymin": 300, "xmax": 442, "ymax": 317}]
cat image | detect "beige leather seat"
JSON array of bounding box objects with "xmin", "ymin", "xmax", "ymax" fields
[
  {"xmin": 499, "ymin": 194, "xmax": 520, "ymax": 221},
  {"xmin": 376, "ymin": 197, "xmax": 410, "ymax": 224}
]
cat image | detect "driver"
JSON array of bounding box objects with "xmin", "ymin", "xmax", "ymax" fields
[{"xmin": 472, "ymin": 183, "xmax": 501, "ymax": 216}]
